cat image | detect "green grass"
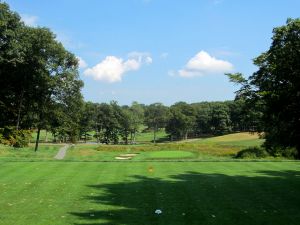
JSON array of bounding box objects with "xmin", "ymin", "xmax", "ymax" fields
[
  {"xmin": 0, "ymin": 144, "xmax": 63, "ymax": 161},
  {"xmin": 146, "ymin": 150, "xmax": 195, "ymax": 159},
  {"xmin": 0, "ymin": 161, "xmax": 299, "ymax": 225},
  {"xmin": 64, "ymin": 132, "xmax": 265, "ymax": 161},
  {"xmin": 194, "ymin": 132, "xmax": 264, "ymax": 147},
  {"xmin": 135, "ymin": 129, "xmax": 168, "ymax": 143}
]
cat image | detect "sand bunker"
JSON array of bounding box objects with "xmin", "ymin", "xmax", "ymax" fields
[
  {"xmin": 115, "ymin": 156, "xmax": 132, "ymax": 160},
  {"xmin": 115, "ymin": 153, "xmax": 138, "ymax": 160}
]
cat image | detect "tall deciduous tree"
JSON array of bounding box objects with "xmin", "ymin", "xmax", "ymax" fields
[
  {"xmin": 129, "ymin": 102, "xmax": 144, "ymax": 143},
  {"xmin": 0, "ymin": 3, "xmax": 83, "ymax": 150},
  {"xmin": 227, "ymin": 18, "xmax": 300, "ymax": 157},
  {"xmin": 166, "ymin": 102, "xmax": 196, "ymax": 140},
  {"xmin": 144, "ymin": 103, "xmax": 169, "ymax": 143}
]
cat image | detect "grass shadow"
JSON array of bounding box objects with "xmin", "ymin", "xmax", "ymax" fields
[{"xmin": 70, "ymin": 170, "xmax": 300, "ymax": 225}]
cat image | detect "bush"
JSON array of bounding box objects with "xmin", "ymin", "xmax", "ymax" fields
[
  {"xmin": 235, "ymin": 147, "xmax": 269, "ymax": 159},
  {"xmin": 0, "ymin": 127, "xmax": 31, "ymax": 147},
  {"xmin": 266, "ymin": 146, "xmax": 298, "ymax": 159}
]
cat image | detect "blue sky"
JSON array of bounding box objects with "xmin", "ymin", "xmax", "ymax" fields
[{"xmin": 5, "ymin": 0, "xmax": 300, "ymax": 105}]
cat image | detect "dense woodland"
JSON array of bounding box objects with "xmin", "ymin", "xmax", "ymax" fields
[{"xmin": 0, "ymin": 3, "xmax": 299, "ymax": 158}]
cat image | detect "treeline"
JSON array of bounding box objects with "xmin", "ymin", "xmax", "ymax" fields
[
  {"xmin": 77, "ymin": 100, "xmax": 261, "ymax": 144},
  {"xmin": 227, "ymin": 18, "xmax": 300, "ymax": 158}
]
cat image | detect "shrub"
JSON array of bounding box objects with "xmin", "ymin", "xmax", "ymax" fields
[
  {"xmin": 266, "ymin": 146, "xmax": 298, "ymax": 159},
  {"xmin": 0, "ymin": 127, "xmax": 31, "ymax": 147},
  {"xmin": 235, "ymin": 147, "xmax": 269, "ymax": 159}
]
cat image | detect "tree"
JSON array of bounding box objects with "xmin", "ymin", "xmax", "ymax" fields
[
  {"xmin": 192, "ymin": 102, "xmax": 212, "ymax": 136},
  {"xmin": 227, "ymin": 18, "xmax": 300, "ymax": 157},
  {"xmin": 95, "ymin": 102, "xmax": 121, "ymax": 144},
  {"xmin": 79, "ymin": 102, "xmax": 97, "ymax": 142},
  {"xmin": 0, "ymin": 3, "xmax": 84, "ymax": 150},
  {"xmin": 144, "ymin": 103, "xmax": 169, "ymax": 143},
  {"xmin": 0, "ymin": 3, "xmax": 26, "ymax": 128},
  {"xmin": 129, "ymin": 102, "xmax": 144, "ymax": 143},
  {"xmin": 210, "ymin": 103, "xmax": 231, "ymax": 135},
  {"xmin": 166, "ymin": 102, "xmax": 196, "ymax": 140},
  {"xmin": 119, "ymin": 107, "xmax": 131, "ymax": 145}
]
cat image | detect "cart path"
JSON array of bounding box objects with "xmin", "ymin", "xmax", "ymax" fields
[{"xmin": 54, "ymin": 144, "xmax": 69, "ymax": 160}]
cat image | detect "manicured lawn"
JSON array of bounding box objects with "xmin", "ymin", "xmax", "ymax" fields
[{"xmin": 0, "ymin": 161, "xmax": 299, "ymax": 225}]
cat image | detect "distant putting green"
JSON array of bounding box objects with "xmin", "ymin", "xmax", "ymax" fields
[{"xmin": 0, "ymin": 161, "xmax": 299, "ymax": 225}]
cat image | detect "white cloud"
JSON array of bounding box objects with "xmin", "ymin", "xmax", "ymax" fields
[
  {"xmin": 21, "ymin": 14, "xmax": 38, "ymax": 27},
  {"xmin": 127, "ymin": 51, "xmax": 152, "ymax": 64},
  {"xmin": 84, "ymin": 53, "xmax": 152, "ymax": 83},
  {"xmin": 178, "ymin": 51, "xmax": 233, "ymax": 78},
  {"xmin": 76, "ymin": 57, "xmax": 88, "ymax": 69}
]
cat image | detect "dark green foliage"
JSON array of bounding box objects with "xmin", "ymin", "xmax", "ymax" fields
[
  {"xmin": 144, "ymin": 103, "xmax": 169, "ymax": 143},
  {"xmin": 265, "ymin": 146, "xmax": 298, "ymax": 159},
  {"xmin": 166, "ymin": 102, "xmax": 196, "ymax": 140},
  {"xmin": 210, "ymin": 103, "xmax": 231, "ymax": 135},
  {"xmin": 0, "ymin": 127, "xmax": 31, "ymax": 147},
  {"xmin": 227, "ymin": 18, "xmax": 300, "ymax": 158},
  {"xmin": 235, "ymin": 147, "xmax": 269, "ymax": 159},
  {"xmin": 0, "ymin": 3, "xmax": 83, "ymax": 149}
]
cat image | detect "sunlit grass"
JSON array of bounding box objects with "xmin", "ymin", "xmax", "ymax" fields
[{"xmin": 0, "ymin": 161, "xmax": 299, "ymax": 225}]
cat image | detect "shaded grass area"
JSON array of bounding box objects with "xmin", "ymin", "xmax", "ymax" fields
[
  {"xmin": 65, "ymin": 133, "xmax": 265, "ymax": 161},
  {"xmin": 0, "ymin": 144, "xmax": 63, "ymax": 161},
  {"xmin": 0, "ymin": 162, "xmax": 299, "ymax": 225}
]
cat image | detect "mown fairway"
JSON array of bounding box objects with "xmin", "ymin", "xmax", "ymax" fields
[{"xmin": 0, "ymin": 161, "xmax": 299, "ymax": 225}]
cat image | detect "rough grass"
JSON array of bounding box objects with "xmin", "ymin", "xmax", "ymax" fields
[
  {"xmin": 0, "ymin": 161, "xmax": 299, "ymax": 225},
  {"xmin": 146, "ymin": 150, "xmax": 195, "ymax": 159},
  {"xmin": 65, "ymin": 132, "xmax": 265, "ymax": 161},
  {"xmin": 0, "ymin": 144, "xmax": 63, "ymax": 161}
]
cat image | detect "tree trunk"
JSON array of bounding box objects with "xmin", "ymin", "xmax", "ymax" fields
[
  {"xmin": 130, "ymin": 132, "xmax": 133, "ymax": 144},
  {"xmin": 153, "ymin": 124, "xmax": 157, "ymax": 144},
  {"xmin": 85, "ymin": 132, "xmax": 87, "ymax": 143},
  {"xmin": 133, "ymin": 131, "xmax": 136, "ymax": 143},
  {"xmin": 34, "ymin": 127, "xmax": 41, "ymax": 152},
  {"xmin": 16, "ymin": 89, "xmax": 24, "ymax": 130},
  {"xmin": 96, "ymin": 129, "xmax": 99, "ymax": 143},
  {"xmin": 45, "ymin": 130, "xmax": 48, "ymax": 142}
]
